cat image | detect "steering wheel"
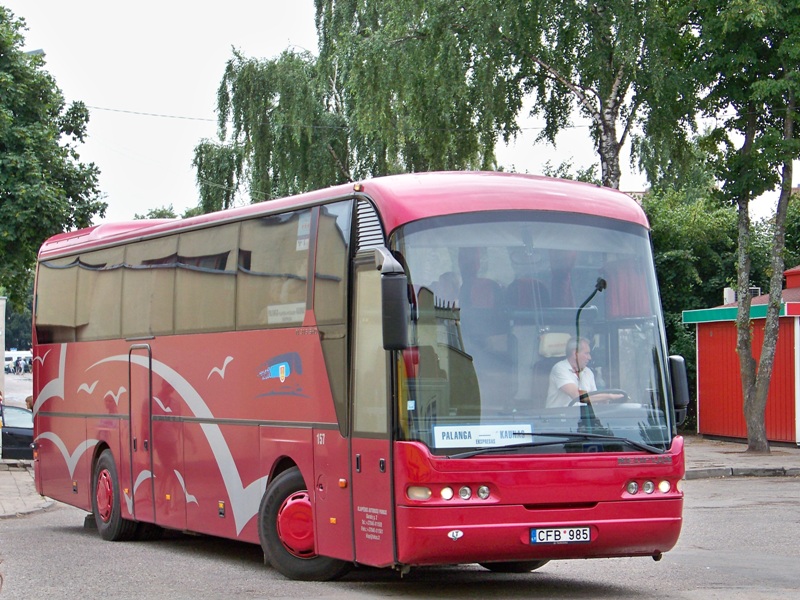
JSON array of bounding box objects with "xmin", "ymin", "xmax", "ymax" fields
[{"xmin": 568, "ymin": 389, "xmax": 629, "ymax": 406}]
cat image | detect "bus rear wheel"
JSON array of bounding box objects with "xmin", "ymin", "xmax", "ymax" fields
[
  {"xmin": 259, "ymin": 467, "xmax": 351, "ymax": 581},
  {"xmin": 92, "ymin": 449, "xmax": 137, "ymax": 541},
  {"xmin": 479, "ymin": 560, "xmax": 550, "ymax": 573}
]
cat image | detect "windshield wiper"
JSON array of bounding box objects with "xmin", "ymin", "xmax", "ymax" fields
[
  {"xmin": 447, "ymin": 431, "xmax": 664, "ymax": 459},
  {"xmin": 448, "ymin": 439, "xmax": 572, "ymax": 459}
]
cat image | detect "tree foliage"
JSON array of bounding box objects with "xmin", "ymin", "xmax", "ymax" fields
[
  {"xmin": 195, "ymin": 1, "xmax": 695, "ymax": 202},
  {"xmin": 0, "ymin": 8, "xmax": 106, "ymax": 307},
  {"xmin": 1, "ymin": 281, "xmax": 32, "ymax": 351},
  {"xmin": 194, "ymin": 48, "xmax": 352, "ymax": 205},
  {"xmin": 689, "ymin": 0, "xmax": 800, "ymax": 452},
  {"xmin": 315, "ymin": 0, "xmax": 695, "ymax": 189}
]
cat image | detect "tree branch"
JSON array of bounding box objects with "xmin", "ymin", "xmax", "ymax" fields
[
  {"xmin": 327, "ymin": 143, "xmax": 352, "ymax": 182},
  {"xmin": 523, "ymin": 51, "xmax": 602, "ymax": 128}
]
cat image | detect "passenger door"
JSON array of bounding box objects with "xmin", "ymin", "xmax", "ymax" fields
[
  {"xmin": 349, "ymin": 259, "xmax": 396, "ymax": 567},
  {"xmin": 129, "ymin": 344, "xmax": 156, "ymax": 524}
]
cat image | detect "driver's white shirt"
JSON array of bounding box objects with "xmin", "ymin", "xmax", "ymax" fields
[{"xmin": 546, "ymin": 359, "xmax": 597, "ymax": 407}]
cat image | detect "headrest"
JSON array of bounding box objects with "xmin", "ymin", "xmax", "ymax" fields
[{"xmin": 538, "ymin": 332, "xmax": 571, "ymax": 358}]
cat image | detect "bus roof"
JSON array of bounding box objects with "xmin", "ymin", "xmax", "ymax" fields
[{"xmin": 38, "ymin": 172, "xmax": 648, "ymax": 260}]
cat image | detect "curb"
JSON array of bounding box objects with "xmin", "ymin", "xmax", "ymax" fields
[
  {"xmin": 685, "ymin": 467, "xmax": 800, "ymax": 480},
  {"xmin": 0, "ymin": 499, "xmax": 56, "ymax": 520}
]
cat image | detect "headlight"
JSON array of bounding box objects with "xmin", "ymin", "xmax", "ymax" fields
[{"xmin": 407, "ymin": 486, "xmax": 432, "ymax": 501}]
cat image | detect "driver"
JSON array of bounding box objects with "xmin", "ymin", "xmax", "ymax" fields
[{"xmin": 546, "ymin": 337, "xmax": 623, "ymax": 407}]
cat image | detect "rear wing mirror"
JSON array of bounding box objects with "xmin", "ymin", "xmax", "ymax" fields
[{"xmin": 374, "ymin": 247, "xmax": 410, "ymax": 350}]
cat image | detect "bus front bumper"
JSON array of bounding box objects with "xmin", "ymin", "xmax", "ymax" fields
[{"xmin": 395, "ymin": 498, "xmax": 683, "ymax": 566}]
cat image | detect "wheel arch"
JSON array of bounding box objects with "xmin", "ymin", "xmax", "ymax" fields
[{"xmin": 269, "ymin": 456, "xmax": 302, "ymax": 487}]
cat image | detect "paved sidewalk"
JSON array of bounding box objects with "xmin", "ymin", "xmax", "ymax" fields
[
  {"xmin": 1, "ymin": 434, "xmax": 799, "ymax": 519},
  {"xmin": 682, "ymin": 433, "xmax": 800, "ymax": 479},
  {"xmin": 0, "ymin": 460, "xmax": 53, "ymax": 519}
]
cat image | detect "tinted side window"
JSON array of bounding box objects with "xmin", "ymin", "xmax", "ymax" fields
[
  {"xmin": 237, "ymin": 210, "xmax": 311, "ymax": 329},
  {"xmin": 174, "ymin": 224, "xmax": 239, "ymax": 334}
]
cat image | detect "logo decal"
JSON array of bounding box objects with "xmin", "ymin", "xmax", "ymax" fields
[
  {"xmin": 257, "ymin": 352, "xmax": 308, "ymax": 399},
  {"xmin": 448, "ymin": 530, "xmax": 464, "ymax": 541}
]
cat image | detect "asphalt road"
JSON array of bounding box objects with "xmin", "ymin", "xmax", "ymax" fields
[{"xmin": 0, "ymin": 477, "xmax": 798, "ymax": 599}]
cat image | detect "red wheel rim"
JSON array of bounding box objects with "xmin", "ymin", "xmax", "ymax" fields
[
  {"xmin": 96, "ymin": 469, "xmax": 113, "ymax": 523},
  {"xmin": 276, "ymin": 490, "xmax": 316, "ymax": 558}
]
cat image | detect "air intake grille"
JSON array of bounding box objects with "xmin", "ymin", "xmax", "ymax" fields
[{"xmin": 356, "ymin": 200, "xmax": 384, "ymax": 251}]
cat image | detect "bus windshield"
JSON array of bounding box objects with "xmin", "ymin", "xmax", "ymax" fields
[{"xmin": 393, "ymin": 210, "xmax": 673, "ymax": 456}]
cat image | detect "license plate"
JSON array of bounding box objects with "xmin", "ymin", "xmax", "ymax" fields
[{"xmin": 531, "ymin": 526, "xmax": 591, "ymax": 544}]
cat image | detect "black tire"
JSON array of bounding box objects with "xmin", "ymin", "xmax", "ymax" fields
[
  {"xmin": 479, "ymin": 560, "xmax": 550, "ymax": 573},
  {"xmin": 92, "ymin": 449, "xmax": 137, "ymax": 541},
  {"xmin": 258, "ymin": 467, "xmax": 351, "ymax": 581}
]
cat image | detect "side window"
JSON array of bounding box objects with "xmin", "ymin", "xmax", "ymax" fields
[
  {"xmin": 314, "ymin": 201, "xmax": 353, "ymax": 433},
  {"xmin": 37, "ymin": 247, "xmax": 127, "ymax": 343},
  {"xmin": 75, "ymin": 247, "xmax": 125, "ymax": 341},
  {"xmin": 237, "ymin": 210, "xmax": 311, "ymax": 329},
  {"xmin": 314, "ymin": 202, "xmax": 351, "ymax": 325},
  {"xmin": 122, "ymin": 236, "xmax": 178, "ymax": 338},
  {"xmin": 352, "ymin": 262, "xmax": 388, "ymax": 435},
  {"xmin": 35, "ymin": 256, "xmax": 79, "ymax": 343},
  {"xmin": 175, "ymin": 224, "xmax": 239, "ymax": 334}
]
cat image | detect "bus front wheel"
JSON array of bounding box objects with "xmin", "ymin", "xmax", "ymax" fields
[
  {"xmin": 92, "ymin": 449, "xmax": 137, "ymax": 541},
  {"xmin": 258, "ymin": 467, "xmax": 351, "ymax": 581}
]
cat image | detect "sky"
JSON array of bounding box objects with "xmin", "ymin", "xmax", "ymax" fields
[{"xmin": 4, "ymin": 1, "xmax": 783, "ymax": 224}]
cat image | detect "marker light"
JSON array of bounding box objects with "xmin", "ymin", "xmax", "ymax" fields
[
  {"xmin": 441, "ymin": 487, "xmax": 454, "ymax": 500},
  {"xmin": 477, "ymin": 485, "xmax": 490, "ymax": 500},
  {"xmin": 407, "ymin": 486, "xmax": 432, "ymax": 501},
  {"xmin": 458, "ymin": 486, "xmax": 472, "ymax": 500},
  {"xmin": 643, "ymin": 480, "xmax": 656, "ymax": 494}
]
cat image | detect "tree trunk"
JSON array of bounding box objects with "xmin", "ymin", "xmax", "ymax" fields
[
  {"xmin": 738, "ymin": 93, "xmax": 795, "ymax": 454},
  {"xmin": 734, "ymin": 109, "xmax": 770, "ymax": 453},
  {"xmin": 735, "ymin": 193, "xmax": 762, "ymax": 451},
  {"xmin": 597, "ymin": 115, "xmax": 622, "ymax": 190}
]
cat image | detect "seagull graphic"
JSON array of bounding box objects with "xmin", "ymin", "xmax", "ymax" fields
[
  {"xmin": 77, "ymin": 380, "xmax": 99, "ymax": 395},
  {"xmin": 153, "ymin": 396, "xmax": 173, "ymax": 413},
  {"xmin": 207, "ymin": 356, "xmax": 234, "ymax": 380},
  {"xmin": 104, "ymin": 386, "xmax": 127, "ymax": 405},
  {"xmin": 33, "ymin": 349, "xmax": 52, "ymax": 367},
  {"xmin": 34, "ymin": 432, "xmax": 99, "ymax": 478},
  {"xmin": 174, "ymin": 470, "xmax": 198, "ymax": 505}
]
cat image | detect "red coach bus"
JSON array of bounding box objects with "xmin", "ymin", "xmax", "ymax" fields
[{"xmin": 32, "ymin": 172, "xmax": 689, "ymax": 580}]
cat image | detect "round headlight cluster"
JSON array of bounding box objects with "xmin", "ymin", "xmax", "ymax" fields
[
  {"xmin": 406, "ymin": 484, "xmax": 492, "ymax": 502},
  {"xmin": 626, "ymin": 479, "xmax": 673, "ymax": 496}
]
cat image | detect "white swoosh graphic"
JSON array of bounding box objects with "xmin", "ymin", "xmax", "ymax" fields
[
  {"xmin": 33, "ymin": 349, "xmax": 52, "ymax": 367},
  {"xmin": 34, "ymin": 432, "xmax": 99, "ymax": 478},
  {"xmin": 208, "ymin": 356, "xmax": 234, "ymax": 380},
  {"xmin": 123, "ymin": 470, "xmax": 154, "ymax": 515},
  {"xmin": 33, "ymin": 344, "xmax": 67, "ymax": 415},
  {"xmin": 77, "ymin": 380, "xmax": 99, "ymax": 395},
  {"xmin": 91, "ymin": 355, "xmax": 268, "ymax": 535},
  {"xmin": 153, "ymin": 396, "xmax": 173, "ymax": 413},
  {"xmin": 174, "ymin": 470, "xmax": 198, "ymax": 505},
  {"xmin": 104, "ymin": 386, "xmax": 127, "ymax": 405}
]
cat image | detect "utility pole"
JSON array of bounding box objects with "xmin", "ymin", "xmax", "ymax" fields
[{"xmin": 0, "ymin": 296, "xmax": 5, "ymax": 401}]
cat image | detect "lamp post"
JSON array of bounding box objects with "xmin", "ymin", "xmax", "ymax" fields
[{"xmin": 0, "ymin": 296, "xmax": 5, "ymax": 401}]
